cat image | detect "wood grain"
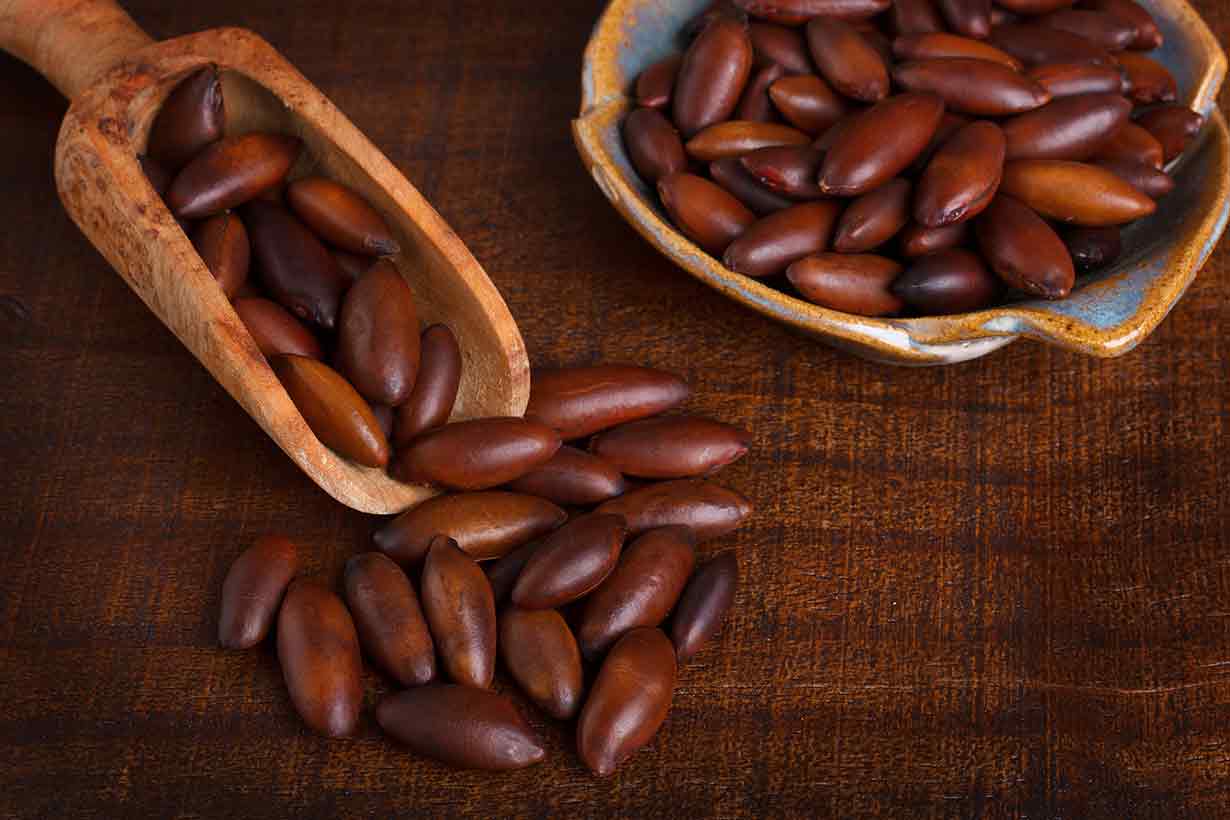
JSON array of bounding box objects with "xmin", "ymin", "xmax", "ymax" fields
[{"xmin": 1, "ymin": 0, "xmax": 1228, "ymax": 817}]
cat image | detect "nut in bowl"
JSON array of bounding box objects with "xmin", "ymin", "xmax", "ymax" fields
[{"xmin": 573, "ymin": 0, "xmax": 1229, "ymax": 364}]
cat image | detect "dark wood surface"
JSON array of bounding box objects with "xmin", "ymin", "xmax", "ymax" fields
[{"xmin": 3, "ymin": 1, "xmax": 1229, "ymax": 817}]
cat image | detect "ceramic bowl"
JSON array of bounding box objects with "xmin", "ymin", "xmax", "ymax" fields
[{"xmin": 574, "ymin": 0, "xmax": 1229, "ymax": 365}]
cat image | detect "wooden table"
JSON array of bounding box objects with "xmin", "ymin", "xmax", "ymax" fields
[{"xmin": 2, "ymin": 1, "xmax": 1228, "ymax": 817}]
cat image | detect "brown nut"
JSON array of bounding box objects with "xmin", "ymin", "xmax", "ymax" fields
[
  {"xmin": 833, "ymin": 178, "xmax": 912, "ymax": 252},
  {"xmin": 915, "ymin": 120, "xmax": 1006, "ymax": 227},
  {"xmin": 420, "ymin": 535, "xmax": 497, "ymax": 689},
  {"xmin": 724, "ymin": 200, "xmax": 842, "ymax": 277},
  {"xmin": 276, "ymin": 578, "xmax": 363, "ymax": 737},
  {"xmin": 709, "ymin": 157, "xmax": 795, "ymax": 216},
  {"xmin": 805, "ymin": 18, "xmax": 889, "ymax": 103},
  {"xmin": 999, "ymin": 159, "xmax": 1157, "ymax": 226},
  {"xmin": 590, "ymin": 416, "xmax": 751, "ymax": 479},
  {"xmin": 1027, "ymin": 61, "xmax": 1128, "ymax": 98},
  {"xmin": 673, "ymin": 18, "xmax": 754, "ymax": 138},
  {"xmin": 391, "ymin": 418, "xmax": 562, "ymax": 490},
  {"xmin": 525, "ymin": 364, "xmax": 689, "ymax": 440},
  {"xmin": 898, "ymin": 221, "xmax": 970, "ymax": 257},
  {"xmin": 741, "ymin": 144, "xmax": 827, "ymax": 199},
  {"xmin": 1083, "ymin": 0, "xmax": 1163, "ymax": 51},
  {"xmin": 332, "ymin": 248, "xmax": 375, "ymax": 283},
  {"xmin": 140, "ymin": 155, "xmax": 173, "ymax": 198},
  {"xmin": 893, "ymin": 58, "xmax": 1051, "ymax": 116},
  {"xmin": 1001, "ymin": 93, "xmax": 1131, "ymax": 161},
  {"xmin": 343, "ymin": 552, "xmax": 435, "ymax": 687},
  {"xmin": 167, "ymin": 133, "xmax": 301, "ymax": 220},
  {"xmin": 975, "ymin": 194, "xmax": 1075, "ymax": 298},
  {"xmin": 891, "ymin": 0, "xmax": 946, "ymax": 35},
  {"xmin": 736, "ymin": 63, "xmax": 788, "ymax": 122},
  {"xmin": 732, "ymin": 0, "xmax": 890, "ymax": 25},
  {"xmin": 818, "ymin": 92, "xmax": 946, "ymax": 195},
  {"xmin": 749, "ymin": 22, "xmax": 814, "ymax": 73},
  {"xmin": 767, "ymin": 74, "xmax": 850, "ymax": 135},
  {"xmin": 892, "ymin": 32, "xmax": 1023, "ymax": 70},
  {"xmin": 336, "ymin": 260, "xmax": 420, "ymax": 406},
  {"xmin": 671, "ymin": 551, "xmax": 739, "ymax": 662},
  {"xmin": 636, "ymin": 55, "xmax": 684, "ymax": 109},
  {"xmin": 892, "ymin": 248, "xmax": 998, "ymax": 314},
  {"xmin": 218, "ymin": 534, "xmax": 300, "ymax": 650},
  {"xmin": 511, "ymin": 513, "xmax": 627, "ymax": 610},
  {"xmin": 786, "ymin": 253, "xmax": 905, "ymax": 315},
  {"xmin": 597, "ymin": 480, "xmax": 753, "ymax": 541},
  {"xmin": 1093, "ymin": 158, "xmax": 1174, "ymax": 199},
  {"xmin": 935, "ymin": 0, "xmax": 992, "ymax": 40},
  {"xmin": 286, "ymin": 177, "xmax": 400, "ymax": 256},
  {"xmin": 271, "ymin": 355, "xmax": 390, "ymax": 468},
  {"xmin": 988, "ymin": 23, "xmax": 1113, "ymax": 67},
  {"xmin": 658, "ymin": 172, "xmax": 756, "ymax": 254},
  {"xmin": 1039, "ymin": 9, "xmax": 1137, "ymax": 51},
  {"xmin": 623, "ymin": 108, "xmax": 688, "ymax": 184},
  {"xmin": 191, "ymin": 212, "xmax": 249, "ymax": 299},
  {"xmin": 147, "ymin": 66, "xmax": 225, "ymax": 172},
  {"xmin": 499, "ymin": 607, "xmax": 585, "ymax": 720},
  {"xmin": 484, "ymin": 540, "xmax": 542, "ymax": 605},
  {"xmin": 1135, "ymin": 106, "xmax": 1204, "ymax": 163},
  {"xmin": 1097, "ymin": 122, "xmax": 1165, "ymax": 169},
  {"xmin": 995, "ymin": 0, "xmax": 1080, "ymax": 12},
  {"xmin": 233, "ymin": 298, "xmax": 322, "ymax": 359},
  {"xmin": 505, "ymin": 445, "xmax": 628, "ymax": 507},
  {"xmin": 1063, "ymin": 225, "xmax": 1123, "ymax": 272},
  {"xmin": 685, "ymin": 120, "xmax": 811, "ymax": 161},
  {"xmin": 394, "ymin": 324, "xmax": 462, "ymax": 445}
]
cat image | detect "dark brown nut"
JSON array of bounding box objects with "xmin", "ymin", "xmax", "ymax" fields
[
  {"xmin": 1028, "ymin": 61, "xmax": 1127, "ymax": 98},
  {"xmin": 420, "ymin": 535, "xmax": 497, "ymax": 689},
  {"xmin": 636, "ymin": 55, "xmax": 684, "ymax": 109},
  {"xmin": 989, "ymin": 5, "xmax": 1019, "ymax": 26},
  {"xmin": 394, "ymin": 324, "xmax": 462, "ymax": 446},
  {"xmin": 1063, "ymin": 225, "xmax": 1123, "ymax": 272},
  {"xmin": 908, "ymin": 111, "xmax": 974, "ymax": 175},
  {"xmin": 891, "ymin": 0, "xmax": 946, "ymax": 35},
  {"xmin": 786, "ymin": 253, "xmax": 904, "ymax": 315},
  {"xmin": 892, "ymin": 32, "xmax": 1022, "ymax": 70},
  {"xmin": 673, "ymin": 19, "xmax": 754, "ymax": 138},
  {"xmin": 749, "ymin": 22, "xmax": 814, "ymax": 73},
  {"xmin": 191, "ymin": 212, "xmax": 249, "ymax": 299},
  {"xmin": 271, "ymin": 355, "xmax": 390, "ymax": 468},
  {"xmin": 893, "ymin": 58, "xmax": 1052, "ymax": 116},
  {"xmin": 1002, "ymin": 93, "xmax": 1131, "ymax": 161},
  {"xmin": 233, "ymin": 297, "xmax": 322, "ymax": 359},
  {"xmin": 511, "ymin": 513, "xmax": 627, "ymax": 610},
  {"xmin": 332, "ymin": 248, "xmax": 375, "ymax": 282},
  {"xmin": 525, "ymin": 364, "xmax": 689, "ymax": 441},
  {"xmin": 590, "ymin": 416, "xmax": 751, "ymax": 479},
  {"xmin": 741, "ymin": 144, "xmax": 827, "ymax": 199},
  {"xmin": 805, "ymin": 18, "xmax": 889, "ymax": 103},
  {"xmin": 505, "ymin": 446, "xmax": 627, "ymax": 507},
  {"xmin": 343, "ymin": 552, "xmax": 435, "ymax": 687},
  {"xmin": 147, "ymin": 66, "xmax": 224, "ymax": 172},
  {"xmin": 709, "ymin": 157, "xmax": 795, "ymax": 216},
  {"xmin": 377, "ymin": 686, "xmax": 545, "ymax": 770},
  {"xmin": 577, "ymin": 628, "xmax": 677, "ymax": 776},
  {"xmin": 657, "ymin": 172, "xmax": 756, "ymax": 254},
  {"xmin": 858, "ymin": 27, "xmax": 894, "ymax": 67},
  {"xmin": 1135, "ymin": 106, "xmax": 1204, "ymax": 163},
  {"xmin": 936, "ymin": 0, "xmax": 992, "ymax": 40},
  {"xmin": 1000, "ymin": 159, "xmax": 1156, "ymax": 226},
  {"xmin": 623, "ymin": 108, "xmax": 688, "ymax": 184},
  {"xmin": 371, "ymin": 404, "xmax": 395, "ymax": 441},
  {"xmin": 276, "ymin": 578, "xmax": 363, "ymax": 737},
  {"xmin": 243, "ymin": 200, "xmax": 350, "ymax": 331},
  {"xmin": 1097, "ymin": 121, "xmax": 1165, "ymax": 169},
  {"xmin": 577, "ymin": 526, "xmax": 697, "ymax": 659},
  {"xmin": 1039, "ymin": 9, "xmax": 1136, "ymax": 51},
  {"xmin": 736, "ymin": 63, "xmax": 787, "ymax": 122},
  {"xmin": 685, "ymin": 121, "xmax": 811, "ymax": 161},
  {"xmin": 832, "ymin": 179, "xmax": 911, "ymax": 252},
  {"xmin": 768, "ymin": 74, "xmax": 850, "ymax": 136},
  {"xmin": 891, "ymin": 248, "xmax": 998, "ymax": 314},
  {"xmin": 724, "ymin": 200, "xmax": 842, "ymax": 277},
  {"xmin": 484, "ymin": 540, "xmax": 542, "ymax": 605},
  {"xmin": 374, "ymin": 491, "xmax": 565, "ymax": 564},
  {"xmin": 286, "ymin": 177, "xmax": 400, "ymax": 256},
  {"xmin": 899, "ymin": 221, "xmax": 970, "ymax": 257},
  {"xmin": 1083, "ymin": 0, "xmax": 1162, "ymax": 50},
  {"xmin": 916, "ymin": 121, "xmax": 1006, "ymax": 227},
  {"xmin": 336, "ymin": 260, "xmax": 420, "ymax": 406},
  {"xmin": 392, "ymin": 418, "xmax": 561, "ymax": 491},
  {"xmin": 167, "ymin": 134, "xmax": 302, "ymax": 220},
  {"xmin": 599, "ymin": 481, "xmax": 752, "ymax": 542},
  {"xmin": 995, "ymin": 0, "xmax": 1078, "ymax": 12},
  {"xmin": 671, "ymin": 551, "xmax": 739, "ymax": 662},
  {"xmin": 975, "ymin": 194, "xmax": 1075, "ymax": 298},
  {"xmin": 218, "ymin": 535, "xmax": 300, "ymax": 650},
  {"xmin": 732, "ymin": 0, "xmax": 890, "ymax": 25},
  {"xmin": 988, "ymin": 23, "xmax": 1113, "ymax": 67},
  {"xmin": 499, "ymin": 608, "xmax": 584, "ymax": 720},
  {"xmin": 140, "ymin": 155, "xmax": 173, "ymax": 198},
  {"xmin": 1093, "ymin": 158, "xmax": 1174, "ymax": 199},
  {"xmin": 684, "ymin": 0, "xmax": 749, "ymax": 38},
  {"xmin": 818, "ymin": 93, "xmax": 945, "ymax": 196}
]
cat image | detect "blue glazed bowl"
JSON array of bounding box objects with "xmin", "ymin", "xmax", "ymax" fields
[{"xmin": 573, "ymin": 0, "xmax": 1229, "ymax": 365}]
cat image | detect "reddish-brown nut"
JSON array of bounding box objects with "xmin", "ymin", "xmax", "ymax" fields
[
  {"xmin": 673, "ymin": 19, "xmax": 755, "ymax": 138},
  {"xmin": 167, "ymin": 133, "xmax": 301, "ymax": 220},
  {"xmin": 394, "ymin": 324, "xmax": 462, "ymax": 446},
  {"xmin": 484, "ymin": 540, "xmax": 542, "ymax": 605},
  {"xmin": 685, "ymin": 120, "xmax": 811, "ymax": 161},
  {"xmin": 336, "ymin": 260, "xmax": 420, "ymax": 406},
  {"xmin": 995, "ymin": 0, "xmax": 1079, "ymax": 12},
  {"xmin": 805, "ymin": 18, "xmax": 889, "ymax": 103},
  {"xmin": 749, "ymin": 22, "xmax": 814, "ymax": 73},
  {"xmin": 511, "ymin": 513, "xmax": 627, "ymax": 610},
  {"xmin": 684, "ymin": 0, "xmax": 749, "ymax": 38},
  {"xmin": 899, "ymin": 221, "xmax": 971, "ymax": 257},
  {"xmin": 786, "ymin": 253, "xmax": 905, "ymax": 315},
  {"xmin": 286, "ymin": 177, "xmax": 400, "ymax": 256},
  {"xmin": 1097, "ymin": 122, "xmax": 1165, "ymax": 169},
  {"xmin": 671, "ymin": 551, "xmax": 739, "ymax": 662},
  {"xmin": 908, "ymin": 111, "xmax": 974, "ymax": 175},
  {"xmin": 276, "ymin": 578, "xmax": 363, "ymax": 737},
  {"xmin": 233, "ymin": 297, "xmax": 322, "ymax": 359},
  {"xmin": 1093, "ymin": 158, "xmax": 1175, "ymax": 199},
  {"xmin": 935, "ymin": 0, "xmax": 992, "ymax": 40},
  {"xmin": 1000, "ymin": 159, "xmax": 1157, "ymax": 225},
  {"xmin": 147, "ymin": 66, "xmax": 225, "ymax": 172},
  {"xmin": 1039, "ymin": 9, "xmax": 1136, "ymax": 51},
  {"xmin": 371, "ymin": 404, "xmax": 395, "ymax": 442},
  {"xmin": 892, "ymin": 32, "xmax": 1023, "ymax": 69},
  {"xmin": 1001, "ymin": 93, "xmax": 1131, "ymax": 161},
  {"xmin": 732, "ymin": 0, "xmax": 890, "ymax": 25},
  {"xmin": 736, "ymin": 63, "xmax": 788, "ymax": 122},
  {"xmin": 658, "ymin": 172, "xmax": 756, "ymax": 254},
  {"xmin": 891, "ymin": 0, "xmax": 946, "ymax": 35},
  {"xmin": 1135, "ymin": 106, "xmax": 1204, "ymax": 163},
  {"xmin": 767, "ymin": 74, "xmax": 850, "ymax": 135},
  {"xmin": 741, "ymin": 144, "xmax": 827, "ymax": 199},
  {"xmin": 597, "ymin": 480, "xmax": 753, "ymax": 541},
  {"xmin": 391, "ymin": 418, "xmax": 561, "ymax": 490},
  {"xmin": 343, "ymin": 552, "xmax": 435, "ymax": 687},
  {"xmin": 1063, "ymin": 225, "xmax": 1123, "ymax": 272},
  {"xmin": 420, "ymin": 535, "xmax": 497, "ymax": 689},
  {"xmin": 218, "ymin": 535, "xmax": 300, "ymax": 650},
  {"xmin": 988, "ymin": 23, "xmax": 1113, "ymax": 67},
  {"xmin": 1027, "ymin": 62, "xmax": 1128, "ymax": 98},
  {"xmin": 916, "ymin": 121, "xmax": 1006, "ymax": 227},
  {"xmin": 833, "ymin": 178, "xmax": 912, "ymax": 252},
  {"xmin": 525, "ymin": 365, "xmax": 689, "ymax": 441},
  {"xmin": 191, "ymin": 212, "xmax": 249, "ymax": 299},
  {"xmin": 709, "ymin": 157, "xmax": 795, "ymax": 216},
  {"xmin": 624, "ymin": 108, "xmax": 688, "ymax": 183},
  {"xmin": 893, "ymin": 58, "xmax": 1051, "ymax": 116},
  {"xmin": 500, "ymin": 607, "xmax": 585, "ymax": 720},
  {"xmin": 976, "ymin": 194, "xmax": 1075, "ymax": 299},
  {"xmin": 724, "ymin": 200, "xmax": 842, "ymax": 277},
  {"xmin": 1083, "ymin": 0, "xmax": 1163, "ymax": 50},
  {"xmin": 892, "ymin": 248, "xmax": 998, "ymax": 314},
  {"xmin": 332, "ymin": 248, "xmax": 374, "ymax": 283},
  {"xmin": 271, "ymin": 355, "xmax": 390, "ymax": 468},
  {"xmin": 590, "ymin": 416, "xmax": 751, "ymax": 479},
  {"xmin": 505, "ymin": 446, "xmax": 628, "ymax": 507},
  {"xmin": 818, "ymin": 93, "xmax": 946, "ymax": 196},
  {"xmin": 636, "ymin": 55, "xmax": 684, "ymax": 109}
]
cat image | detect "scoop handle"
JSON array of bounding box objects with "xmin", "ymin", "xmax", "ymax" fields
[{"xmin": 0, "ymin": 0, "xmax": 152, "ymax": 99}]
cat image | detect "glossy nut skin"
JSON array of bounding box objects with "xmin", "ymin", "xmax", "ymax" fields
[
  {"xmin": 893, "ymin": 58, "xmax": 1051, "ymax": 116},
  {"xmin": 343, "ymin": 552, "xmax": 435, "ymax": 687},
  {"xmin": 218, "ymin": 535, "xmax": 300, "ymax": 650},
  {"xmin": 892, "ymin": 248, "xmax": 998, "ymax": 314},
  {"xmin": 505, "ymin": 446, "xmax": 627, "ymax": 507},
  {"xmin": 624, "ymin": 108, "xmax": 688, "ymax": 184},
  {"xmin": 394, "ymin": 324, "xmax": 462, "ymax": 445},
  {"xmin": 685, "ymin": 121, "xmax": 811, "ymax": 161},
  {"xmin": 786, "ymin": 253, "xmax": 905, "ymax": 316},
  {"xmin": 673, "ymin": 19, "xmax": 754, "ymax": 138},
  {"xmin": 276, "ymin": 578, "xmax": 363, "ymax": 737},
  {"xmin": 336, "ymin": 260, "xmax": 420, "ymax": 406},
  {"xmin": 724, "ymin": 201, "xmax": 842, "ymax": 277},
  {"xmin": 525, "ymin": 365, "xmax": 689, "ymax": 440},
  {"xmin": 377, "ymin": 686, "xmax": 545, "ymax": 771},
  {"xmin": 741, "ymin": 144, "xmax": 826, "ymax": 199},
  {"xmin": 271, "ymin": 355, "xmax": 390, "ymax": 468},
  {"xmin": 511, "ymin": 513, "xmax": 627, "ymax": 610},
  {"xmin": 709, "ymin": 158, "xmax": 795, "ymax": 216},
  {"xmin": 891, "ymin": 0, "xmax": 946, "ymax": 35},
  {"xmin": 590, "ymin": 416, "xmax": 751, "ymax": 479},
  {"xmin": 916, "ymin": 121, "xmax": 1006, "ymax": 227},
  {"xmin": 1063, "ymin": 225, "xmax": 1123, "ymax": 272},
  {"xmin": 1000, "ymin": 159, "xmax": 1157, "ymax": 226},
  {"xmin": 818, "ymin": 93, "xmax": 946, "ymax": 196},
  {"xmin": 832, "ymin": 179, "xmax": 911, "ymax": 252},
  {"xmin": 332, "ymin": 248, "xmax": 374, "ymax": 282},
  {"xmin": 658, "ymin": 172, "xmax": 756, "ymax": 254},
  {"xmin": 391, "ymin": 418, "xmax": 562, "ymax": 490},
  {"xmin": 733, "ymin": 0, "xmax": 890, "ymax": 24},
  {"xmin": 597, "ymin": 480, "xmax": 752, "ymax": 541},
  {"xmin": 899, "ymin": 221, "xmax": 970, "ymax": 257},
  {"xmin": 685, "ymin": 0, "xmax": 748, "ymax": 38},
  {"xmin": 936, "ymin": 0, "xmax": 992, "ymax": 40},
  {"xmin": 805, "ymin": 18, "xmax": 889, "ymax": 103},
  {"xmin": 244, "ymin": 200, "xmax": 350, "ymax": 331},
  {"xmin": 1028, "ymin": 62, "xmax": 1127, "ymax": 98},
  {"xmin": 577, "ymin": 526, "xmax": 697, "ymax": 659},
  {"xmin": 909, "ymin": 111, "xmax": 973, "ymax": 175},
  {"xmin": 1097, "ymin": 122, "xmax": 1165, "ymax": 169},
  {"xmin": 499, "ymin": 608, "xmax": 584, "ymax": 720},
  {"xmin": 736, "ymin": 63, "xmax": 787, "ymax": 122},
  {"xmin": 421, "ymin": 536, "xmax": 497, "ymax": 689},
  {"xmin": 577, "ymin": 628, "xmax": 677, "ymax": 777},
  {"xmin": 1135, "ymin": 106, "xmax": 1204, "ymax": 163},
  {"xmin": 988, "ymin": 23, "xmax": 1112, "ymax": 67},
  {"xmin": 975, "ymin": 194, "xmax": 1075, "ymax": 298},
  {"xmin": 1093, "ymin": 158, "xmax": 1174, "ymax": 199},
  {"xmin": 484, "ymin": 541, "xmax": 542, "ymax": 604},
  {"xmin": 748, "ymin": 22, "xmax": 813, "ymax": 73},
  {"xmin": 286, "ymin": 177, "xmax": 400, "ymax": 256},
  {"xmin": 892, "ymin": 32, "xmax": 1022, "ymax": 70},
  {"xmin": 1001, "ymin": 93, "xmax": 1131, "ymax": 161},
  {"xmin": 191, "ymin": 212, "xmax": 249, "ymax": 299},
  {"xmin": 147, "ymin": 66, "xmax": 224, "ymax": 172},
  {"xmin": 1085, "ymin": 0, "xmax": 1163, "ymax": 51},
  {"xmin": 371, "ymin": 404, "xmax": 395, "ymax": 442},
  {"xmin": 671, "ymin": 551, "xmax": 739, "ymax": 662},
  {"xmin": 767, "ymin": 74, "xmax": 849, "ymax": 135},
  {"xmin": 167, "ymin": 133, "xmax": 301, "ymax": 220},
  {"xmin": 637, "ymin": 55, "xmax": 684, "ymax": 109},
  {"xmin": 233, "ymin": 297, "xmax": 322, "ymax": 359},
  {"xmin": 1039, "ymin": 9, "xmax": 1136, "ymax": 51}
]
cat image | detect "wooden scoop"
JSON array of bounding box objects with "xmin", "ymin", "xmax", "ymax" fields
[{"xmin": 0, "ymin": 0, "xmax": 530, "ymax": 514}]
